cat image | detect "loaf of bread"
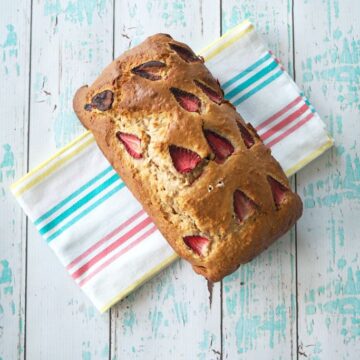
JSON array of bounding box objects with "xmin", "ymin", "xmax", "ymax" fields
[{"xmin": 73, "ymin": 34, "xmax": 302, "ymax": 282}]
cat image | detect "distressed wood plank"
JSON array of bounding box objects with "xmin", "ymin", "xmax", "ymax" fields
[
  {"xmin": 0, "ymin": 1, "xmax": 30, "ymax": 359},
  {"xmin": 26, "ymin": 1, "xmax": 114, "ymax": 358},
  {"xmin": 111, "ymin": 1, "xmax": 221, "ymax": 359},
  {"xmin": 295, "ymin": 1, "xmax": 360, "ymax": 358},
  {"xmin": 221, "ymin": 1, "xmax": 297, "ymax": 358}
]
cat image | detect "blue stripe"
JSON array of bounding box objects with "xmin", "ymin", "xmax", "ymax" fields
[
  {"xmin": 39, "ymin": 173, "xmax": 121, "ymax": 235},
  {"xmin": 222, "ymin": 52, "xmax": 272, "ymax": 90},
  {"xmin": 46, "ymin": 182, "xmax": 125, "ymax": 243},
  {"xmin": 224, "ymin": 60, "xmax": 278, "ymax": 100},
  {"xmin": 233, "ymin": 70, "xmax": 283, "ymax": 106},
  {"xmin": 34, "ymin": 166, "xmax": 113, "ymax": 226},
  {"xmin": 300, "ymin": 93, "xmax": 314, "ymax": 112},
  {"xmin": 304, "ymin": 98, "xmax": 315, "ymax": 113}
]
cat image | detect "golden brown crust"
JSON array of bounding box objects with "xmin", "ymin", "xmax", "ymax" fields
[{"xmin": 73, "ymin": 34, "xmax": 303, "ymax": 282}]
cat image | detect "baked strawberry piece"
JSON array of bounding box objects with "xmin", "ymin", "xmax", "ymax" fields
[
  {"xmin": 169, "ymin": 145, "xmax": 201, "ymax": 173},
  {"xmin": 183, "ymin": 236, "xmax": 209, "ymax": 256},
  {"xmin": 170, "ymin": 87, "xmax": 201, "ymax": 113},
  {"xmin": 116, "ymin": 132, "xmax": 142, "ymax": 159},
  {"xmin": 204, "ymin": 130, "xmax": 234, "ymax": 163}
]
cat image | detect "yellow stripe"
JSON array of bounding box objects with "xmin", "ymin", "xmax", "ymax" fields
[
  {"xmin": 285, "ymin": 138, "xmax": 334, "ymax": 177},
  {"xmin": 12, "ymin": 135, "xmax": 95, "ymax": 197},
  {"xmin": 199, "ymin": 19, "xmax": 252, "ymax": 56},
  {"xmin": 99, "ymin": 253, "xmax": 179, "ymax": 313},
  {"xmin": 11, "ymin": 130, "xmax": 92, "ymax": 190},
  {"xmin": 200, "ymin": 20, "xmax": 253, "ymax": 61}
]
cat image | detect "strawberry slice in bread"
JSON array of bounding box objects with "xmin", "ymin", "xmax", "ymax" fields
[
  {"xmin": 204, "ymin": 130, "xmax": 234, "ymax": 163},
  {"xmin": 170, "ymin": 87, "xmax": 201, "ymax": 113},
  {"xmin": 234, "ymin": 190, "xmax": 257, "ymax": 222},
  {"xmin": 267, "ymin": 176, "xmax": 288, "ymax": 209},
  {"xmin": 116, "ymin": 132, "xmax": 142, "ymax": 159},
  {"xmin": 169, "ymin": 145, "xmax": 201, "ymax": 173},
  {"xmin": 183, "ymin": 236, "xmax": 209, "ymax": 256}
]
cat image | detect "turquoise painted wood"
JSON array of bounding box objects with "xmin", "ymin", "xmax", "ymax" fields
[
  {"xmin": 221, "ymin": 1, "xmax": 297, "ymax": 358},
  {"xmin": 0, "ymin": 0, "xmax": 359, "ymax": 359},
  {"xmin": 0, "ymin": 1, "xmax": 30, "ymax": 359},
  {"xmin": 26, "ymin": 1, "xmax": 113, "ymax": 359},
  {"xmin": 295, "ymin": 1, "xmax": 360, "ymax": 359}
]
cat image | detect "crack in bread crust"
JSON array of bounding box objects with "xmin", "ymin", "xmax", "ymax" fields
[{"xmin": 73, "ymin": 34, "xmax": 303, "ymax": 282}]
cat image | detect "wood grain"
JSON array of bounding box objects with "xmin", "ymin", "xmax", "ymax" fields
[
  {"xmin": 25, "ymin": 1, "xmax": 113, "ymax": 359},
  {"xmin": 221, "ymin": 1, "xmax": 297, "ymax": 358},
  {"xmin": 0, "ymin": 1, "xmax": 30, "ymax": 359},
  {"xmin": 111, "ymin": 1, "xmax": 222, "ymax": 359},
  {"xmin": 295, "ymin": 1, "xmax": 360, "ymax": 358}
]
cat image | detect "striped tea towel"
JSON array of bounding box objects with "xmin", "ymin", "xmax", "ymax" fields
[{"xmin": 11, "ymin": 20, "xmax": 333, "ymax": 312}]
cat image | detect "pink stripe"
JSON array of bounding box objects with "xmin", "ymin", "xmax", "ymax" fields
[
  {"xmin": 260, "ymin": 103, "xmax": 310, "ymax": 141},
  {"xmin": 269, "ymin": 51, "xmax": 285, "ymax": 71},
  {"xmin": 267, "ymin": 112, "xmax": 315, "ymax": 148},
  {"xmin": 71, "ymin": 216, "xmax": 153, "ymax": 279},
  {"xmin": 273, "ymin": 57, "xmax": 285, "ymax": 71},
  {"xmin": 256, "ymin": 96, "xmax": 302, "ymax": 132},
  {"xmin": 67, "ymin": 209, "xmax": 145, "ymax": 270},
  {"xmin": 78, "ymin": 225, "xmax": 157, "ymax": 287}
]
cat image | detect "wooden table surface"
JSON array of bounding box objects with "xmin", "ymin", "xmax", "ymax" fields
[{"xmin": 1, "ymin": 1, "xmax": 359, "ymax": 359}]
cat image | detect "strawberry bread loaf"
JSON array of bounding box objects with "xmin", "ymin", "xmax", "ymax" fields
[{"xmin": 73, "ymin": 34, "xmax": 303, "ymax": 282}]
